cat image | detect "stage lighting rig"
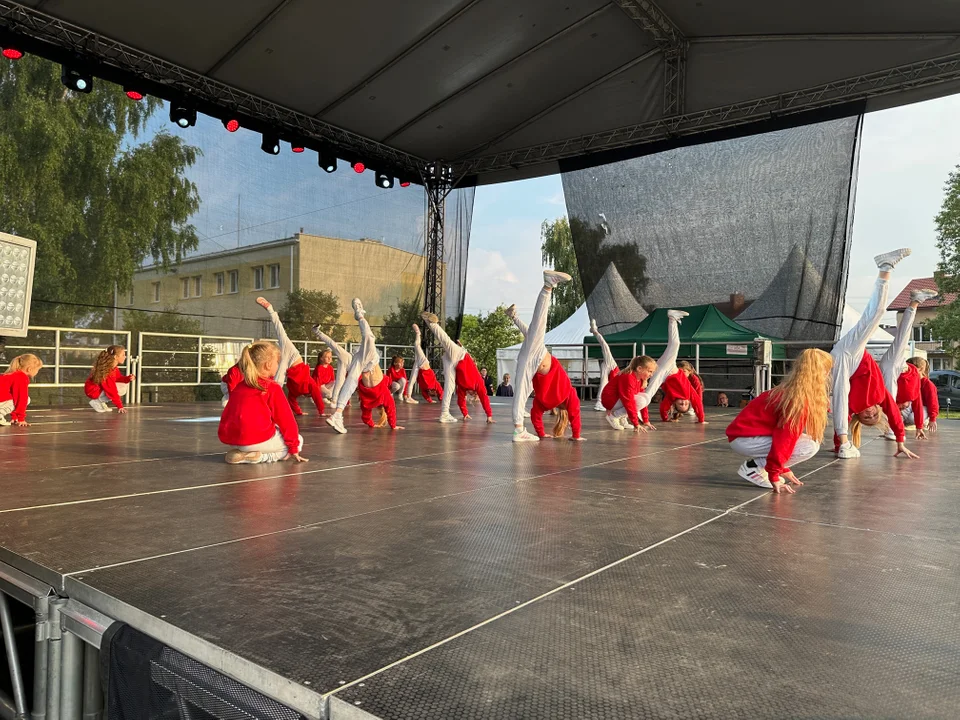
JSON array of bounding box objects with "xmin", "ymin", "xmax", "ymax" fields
[
  {"xmin": 318, "ymin": 148, "xmax": 337, "ymax": 173},
  {"xmin": 290, "ymin": 139, "xmax": 306, "ymax": 154},
  {"xmin": 352, "ymin": 161, "xmax": 366, "ymax": 173},
  {"xmin": 124, "ymin": 86, "xmax": 145, "ymax": 101},
  {"xmin": 61, "ymin": 65, "xmax": 93, "ymax": 93},
  {"xmin": 1, "ymin": 45, "xmax": 23, "ymax": 60},
  {"xmin": 169, "ymin": 103, "xmax": 197, "ymax": 128},
  {"xmin": 375, "ymin": 171, "xmax": 394, "ymax": 189},
  {"xmin": 261, "ymin": 133, "xmax": 280, "ymax": 155},
  {"xmin": 222, "ymin": 118, "xmax": 240, "ymax": 132}
]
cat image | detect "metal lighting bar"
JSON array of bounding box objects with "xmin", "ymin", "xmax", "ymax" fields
[
  {"xmin": 0, "ymin": 1, "xmax": 425, "ymax": 176},
  {"xmin": 454, "ymin": 50, "xmax": 960, "ymax": 176},
  {"xmin": 423, "ymin": 171, "xmax": 451, "ymax": 318}
]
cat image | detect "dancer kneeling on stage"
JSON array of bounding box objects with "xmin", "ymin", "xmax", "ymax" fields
[
  {"xmin": 831, "ymin": 249, "xmax": 919, "ymax": 459},
  {"xmin": 659, "ymin": 361, "xmax": 706, "ymax": 424},
  {"xmin": 893, "ymin": 356, "xmax": 927, "ymax": 440},
  {"xmin": 0, "ymin": 353, "xmax": 43, "ymax": 427},
  {"xmin": 421, "ymin": 312, "xmax": 493, "ymax": 424},
  {"xmin": 85, "ymin": 345, "xmax": 135, "ymax": 414},
  {"xmin": 386, "ymin": 355, "xmax": 415, "ymax": 404},
  {"xmin": 911, "ymin": 357, "xmax": 939, "ymax": 434},
  {"xmin": 727, "ymin": 348, "xmax": 832, "ymax": 493},
  {"xmin": 406, "ymin": 324, "xmax": 443, "ymax": 404},
  {"xmin": 313, "ymin": 348, "xmax": 336, "ymax": 402},
  {"xmin": 219, "ymin": 341, "xmax": 306, "ymax": 464}
]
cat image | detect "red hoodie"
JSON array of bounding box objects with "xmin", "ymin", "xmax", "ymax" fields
[
  {"xmin": 313, "ymin": 362, "xmax": 335, "ymax": 386},
  {"xmin": 920, "ymin": 376, "xmax": 939, "ymax": 423},
  {"xmin": 222, "ymin": 365, "xmax": 244, "ymax": 392},
  {"xmin": 727, "ymin": 390, "xmax": 807, "ymax": 485},
  {"xmin": 356, "ymin": 376, "xmax": 398, "ymax": 428},
  {"xmin": 895, "ymin": 363, "xmax": 923, "ymax": 429},
  {"xmin": 455, "ymin": 354, "xmax": 492, "ymax": 418},
  {"xmin": 218, "ymin": 377, "xmax": 301, "ymax": 455},
  {"xmin": 847, "ymin": 353, "xmax": 905, "ymax": 442},
  {"xmin": 659, "ymin": 370, "xmax": 705, "ymax": 422},
  {"xmin": 386, "ymin": 366, "xmax": 407, "ymax": 386},
  {"xmin": 285, "ymin": 362, "xmax": 324, "ymax": 415},
  {"xmin": 600, "ymin": 371, "xmax": 649, "ymax": 426},
  {"xmin": 416, "ymin": 367, "xmax": 443, "ymax": 402},
  {"xmin": 690, "ymin": 372, "xmax": 704, "ymax": 397},
  {"xmin": 530, "ymin": 359, "xmax": 581, "ymax": 438},
  {"xmin": 84, "ymin": 367, "xmax": 133, "ymax": 409},
  {"xmin": 0, "ymin": 370, "xmax": 30, "ymax": 422}
]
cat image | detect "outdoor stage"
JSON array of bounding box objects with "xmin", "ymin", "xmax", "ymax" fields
[{"xmin": 1, "ymin": 400, "xmax": 958, "ymax": 719}]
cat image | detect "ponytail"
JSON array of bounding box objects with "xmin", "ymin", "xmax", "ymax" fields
[
  {"xmin": 552, "ymin": 404, "xmax": 570, "ymax": 437},
  {"xmin": 374, "ymin": 408, "xmax": 389, "ymax": 428},
  {"xmin": 239, "ymin": 342, "xmax": 279, "ymax": 391},
  {"xmin": 628, "ymin": 355, "xmax": 655, "ymax": 373},
  {"xmin": 90, "ymin": 345, "xmax": 125, "ymax": 384},
  {"xmin": 6, "ymin": 353, "xmax": 42, "ymax": 375},
  {"xmin": 850, "ymin": 416, "xmax": 862, "ymax": 448}
]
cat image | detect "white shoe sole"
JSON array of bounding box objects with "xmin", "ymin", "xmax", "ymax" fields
[
  {"xmin": 605, "ymin": 415, "xmax": 623, "ymax": 430},
  {"xmin": 438, "ymin": 415, "xmax": 458, "ymax": 424},
  {"xmin": 738, "ymin": 464, "xmax": 773, "ymax": 489},
  {"xmin": 513, "ymin": 434, "xmax": 540, "ymax": 443}
]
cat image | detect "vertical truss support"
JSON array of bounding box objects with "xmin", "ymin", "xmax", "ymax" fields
[
  {"xmin": 423, "ymin": 166, "xmax": 453, "ymax": 319},
  {"xmin": 662, "ymin": 42, "xmax": 687, "ymax": 116}
]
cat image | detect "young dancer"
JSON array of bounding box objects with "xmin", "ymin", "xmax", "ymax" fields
[
  {"xmin": 256, "ymin": 297, "xmax": 326, "ymax": 416},
  {"xmin": 0, "ymin": 354, "xmax": 42, "ymax": 426},
  {"xmin": 659, "ymin": 360, "xmax": 706, "ymax": 424},
  {"xmin": 893, "ymin": 357, "xmax": 926, "ymax": 440},
  {"xmin": 421, "ymin": 312, "xmax": 494, "ymax": 424},
  {"xmin": 356, "ymin": 362, "xmax": 402, "ymax": 430},
  {"xmin": 312, "ymin": 326, "xmax": 353, "ymax": 407},
  {"xmin": 727, "ymin": 348, "xmax": 833, "ymax": 493},
  {"xmin": 912, "ymin": 358, "xmax": 939, "ymax": 434},
  {"xmin": 590, "ymin": 318, "xmax": 620, "ymax": 412},
  {"xmin": 831, "ymin": 249, "xmax": 919, "ymax": 459},
  {"xmin": 405, "ymin": 323, "xmax": 442, "ymax": 404},
  {"xmin": 219, "ymin": 341, "xmax": 306, "ymax": 464},
  {"xmin": 84, "ymin": 345, "xmax": 134, "ymax": 413},
  {"xmin": 313, "ymin": 349, "xmax": 336, "ymax": 401},
  {"xmin": 386, "ymin": 356, "xmax": 415, "ymax": 404}
]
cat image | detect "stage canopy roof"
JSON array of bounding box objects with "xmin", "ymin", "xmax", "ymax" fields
[{"xmin": 2, "ymin": 1, "xmax": 960, "ymax": 184}]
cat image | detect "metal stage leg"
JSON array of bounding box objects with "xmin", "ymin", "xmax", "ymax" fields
[
  {"xmin": 81, "ymin": 644, "xmax": 101, "ymax": 720},
  {"xmin": 33, "ymin": 596, "xmax": 50, "ymax": 720},
  {"xmin": 59, "ymin": 632, "xmax": 83, "ymax": 720},
  {"xmin": 46, "ymin": 600, "xmax": 65, "ymax": 720},
  {"xmin": 0, "ymin": 592, "xmax": 29, "ymax": 720}
]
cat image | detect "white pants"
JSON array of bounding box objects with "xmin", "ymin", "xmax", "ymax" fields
[
  {"xmin": 321, "ymin": 382, "xmax": 335, "ymax": 401},
  {"xmin": 424, "ymin": 319, "xmax": 466, "ymax": 416},
  {"xmin": 336, "ymin": 314, "xmax": 379, "ymax": 411},
  {"xmin": 0, "ymin": 396, "xmax": 29, "ymax": 417},
  {"xmin": 830, "ymin": 277, "xmax": 888, "ymax": 438},
  {"xmin": 593, "ymin": 325, "xmax": 617, "ymax": 407},
  {"xmin": 315, "ymin": 329, "xmax": 353, "ymax": 407},
  {"xmin": 235, "ymin": 428, "xmax": 304, "ymax": 463},
  {"xmin": 729, "ymin": 435, "xmax": 821, "ymax": 472},
  {"xmin": 880, "ymin": 305, "xmax": 917, "ymax": 398},
  {"xmin": 612, "ymin": 316, "xmax": 680, "ymax": 421},
  {"xmin": 390, "ymin": 379, "xmax": 406, "ymax": 397},
  {"xmin": 99, "ymin": 384, "xmax": 129, "ymax": 406},
  {"xmin": 263, "ymin": 306, "xmax": 302, "ymax": 387},
  {"xmin": 512, "ymin": 285, "xmax": 551, "ymax": 426},
  {"xmin": 407, "ymin": 330, "xmax": 430, "ymax": 397}
]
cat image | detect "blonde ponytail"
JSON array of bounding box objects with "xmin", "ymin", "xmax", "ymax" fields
[
  {"xmin": 552, "ymin": 404, "xmax": 570, "ymax": 437},
  {"xmin": 239, "ymin": 342, "xmax": 279, "ymax": 391},
  {"xmin": 6, "ymin": 353, "xmax": 42, "ymax": 375},
  {"xmin": 374, "ymin": 408, "xmax": 389, "ymax": 428}
]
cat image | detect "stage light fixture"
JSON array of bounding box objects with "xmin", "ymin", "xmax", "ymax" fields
[
  {"xmin": 261, "ymin": 133, "xmax": 280, "ymax": 155},
  {"xmin": 318, "ymin": 149, "xmax": 337, "ymax": 173},
  {"xmin": 1, "ymin": 46, "xmax": 23, "ymax": 60},
  {"xmin": 375, "ymin": 171, "xmax": 394, "ymax": 189},
  {"xmin": 399, "ymin": 175, "xmax": 412, "ymax": 187},
  {"xmin": 290, "ymin": 140, "xmax": 306, "ymax": 153},
  {"xmin": 222, "ymin": 118, "xmax": 240, "ymax": 133},
  {"xmin": 169, "ymin": 103, "xmax": 197, "ymax": 128},
  {"xmin": 352, "ymin": 161, "xmax": 366, "ymax": 174},
  {"xmin": 61, "ymin": 65, "xmax": 93, "ymax": 93},
  {"xmin": 124, "ymin": 87, "xmax": 145, "ymax": 101}
]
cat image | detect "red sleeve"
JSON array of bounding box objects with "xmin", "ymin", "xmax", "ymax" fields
[
  {"xmin": 384, "ymin": 389, "xmax": 397, "ymax": 428},
  {"xmin": 640, "ymin": 405, "xmax": 649, "ymax": 425},
  {"xmin": 880, "ymin": 391, "xmax": 905, "ymax": 442},
  {"xmin": 530, "ymin": 400, "xmax": 546, "ymax": 437},
  {"xmin": 457, "ymin": 386, "xmax": 468, "ymax": 417},
  {"xmin": 617, "ymin": 375, "xmax": 640, "ymax": 427},
  {"xmin": 764, "ymin": 423, "xmax": 801, "ymax": 486},
  {"xmin": 10, "ymin": 374, "xmax": 29, "ymax": 422},
  {"xmin": 691, "ymin": 374, "xmax": 703, "ymax": 396},
  {"xmin": 308, "ymin": 380, "xmax": 325, "ymax": 415},
  {"xmin": 659, "ymin": 397, "xmax": 671, "ymax": 422},
  {"xmin": 911, "ymin": 395, "xmax": 924, "ymax": 431},
  {"xmin": 567, "ymin": 389, "xmax": 581, "ymax": 439},
  {"xmin": 692, "ymin": 388, "xmax": 705, "ymax": 423},
  {"xmin": 478, "ymin": 385, "xmax": 492, "ymax": 418},
  {"xmin": 922, "ymin": 380, "xmax": 939, "ymax": 421},
  {"xmin": 268, "ymin": 384, "xmax": 301, "ymax": 454},
  {"xmin": 101, "ymin": 372, "xmax": 124, "ymax": 410},
  {"xmin": 117, "ymin": 373, "xmax": 134, "ymax": 383}
]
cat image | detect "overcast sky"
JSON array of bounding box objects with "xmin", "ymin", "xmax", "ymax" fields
[{"xmin": 465, "ymin": 93, "xmax": 960, "ymax": 324}]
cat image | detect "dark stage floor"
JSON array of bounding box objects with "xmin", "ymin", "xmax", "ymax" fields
[{"xmin": 2, "ymin": 401, "xmax": 959, "ymax": 719}]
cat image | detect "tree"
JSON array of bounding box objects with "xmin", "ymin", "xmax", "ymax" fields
[
  {"xmin": 460, "ymin": 306, "xmax": 522, "ymax": 375},
  {"xmin": 278, "ymin": 289, "xmax": 344, "ymax": 342},
  {"xmin": 0, "ymin": 55, "xmax": 201, "ymax": 325},
  {"xmin": 378, "ymin": 297, "xmax": 422, "ymax": 346},
  {"xmin": 929, "ymin": 166, "xmax": 960, "ymax": 360},
  {"xmin": 568, "ymin": 215, "xmax": 650, "ymax": 305},
  {"xmin": 540, "ymin": 217, "xmax": 585, "ymax": 330}
]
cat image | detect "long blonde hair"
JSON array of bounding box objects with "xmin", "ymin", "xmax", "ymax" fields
[
  {"xmin": 90, "ymin": 345, "xmax": 126, "ymax": 384},
  {"xmin": 768, "ymin": 348, "xmax": 833, "ymax": 443},
  {"xmin": 6, "ymin": 353, "xmax": 42, "ymax": 376},
  {"xmin": 374, "ymin": 408, "xmax": 389, "ymax": 428},
  {"xmin": 907, "ymin": 356, "xmax": 929, "ymax": 378},
  {"xmin": 238, "ymin": 342, "xmax": 279, "ymax": 391},
  {"xmin": 552, "ymin": 403, "xmax": 570, "ymax": 437}
]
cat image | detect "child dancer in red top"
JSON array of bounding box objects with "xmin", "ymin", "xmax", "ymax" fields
[
  {"xmin": 219, "ymin": 341, "xmax": 306, "ymax": 464},
  {"xmin": 590, "ymin": 318, "xmax": 620, "ymax": 412},
  {"xmin": 0, "ymin": 354, "xmax": 43, "ymax": 426},
  {"xmin": 405, "ymin": 324, "xmax": 443, "ymax": 404},
  {"xmin": 727, "ymin": 348, "xmax": 832, "ymax": 493},
  {"xmin": 659, "ymin": 361, "xmax": 706, "ymax": 424},
  {"xmin": 893, "ymin": 361, "xmax": 926, "ymax": 440},
  {"xmin": 85, "ymin": 345, "xmax": 135, "ymax": 413},
  {"xmin": 256, "ymin": 297, "xmax": 326, "ymax": 416},
  {"xmin": 421, "ymin": 312, "xmax": 494, "ymax": 425},
  {"xmin": 356, "ymin": 362, "xmax": 401, "ymax": 430},
  {"xmin": 312, "ymin": 326, "xmax": 352, "ymax": 408},
  {"xmin": 313, "ymin": 349, "xmax": 336, "ymax": 401},
  {"xmin": 386, "ymin": 356, "xmax": 416, "ymax": 404},
  {"xmin": 910, "ymin": 357, "xmax": 939, "ymax": 433}
]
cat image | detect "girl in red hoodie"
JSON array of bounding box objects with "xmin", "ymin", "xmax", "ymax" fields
[
  {"xmin": 908, "ymin": 357, "xmax": 939, "ymax": 434},
  {"xmin": 386, "ymin": 356, "xmax": 415, "ymax": 404},
  {"xmin": 313, "ymin": 348, "xmax": 336, "ymax": 402},
  {"xmin": 0, "ymin": 354, "xmax": 43, "ymax": 426},
  {"xmin": 219, "ymin": 341, "xmax": 307, "ymax": 464},
  {"xmin": 421, "ymin": 311, "xmax": 494, "ymax": 425},
  {"xmin": 84, "ymin": 345, "xmax": 135, "ymax": 413},
  {"xmin": 405, "ymin": 323, "xmax": 443, "ymax": 404},
  {"xmin": 590, "ymin": 317, "xmax": 620, "ymax": 412},
  {"xmin": 727, "ymin": 348, "xmax": 832, "ymax": 494},
  {"xmin": 257, "ymin": 297, "xmax": 326, "ymax": 416},
  {"xmin": 659, "ymin": 361, "xmax": 706, "ymax": 424},
  {"xmin": 312, "ymin": 327, "xmax": 352, "ymax": 408}
]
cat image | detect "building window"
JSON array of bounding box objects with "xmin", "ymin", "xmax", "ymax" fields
[
  {"xmin": 269, "ymin": 263, "xmax": 281, "ymax": 289},
  {"xmin": 215, "ymin": 272, "xmax": 225, "ymax": 295},
  {"xmin": 152, "ymin": 282, "xmax": 160, "ymax": 303},
  {"xmin": 228, "ymin": 270, "xmax": 239, "ymax": 294},
  {"xmin": 253, "ymin": 266, "xmax": 264, "ymax": 291},
  {"xmin": 181, "ymin": 278, "xmax": 190, "ymax": 299},
  {"xmin": 127, "ymin": 288, "xmax": 134, "ymax": 306},
  {"xmin": 193, "ymin": 276, "xmax": 202, "ymax": 297}
]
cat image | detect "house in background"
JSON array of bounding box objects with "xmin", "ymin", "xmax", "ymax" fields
[{"xmin": 887, "ymin": 277, "xmax": 957, "ymax": 371}]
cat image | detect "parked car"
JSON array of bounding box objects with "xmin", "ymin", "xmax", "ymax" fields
[{"xmin": 930, "ymin": 370, "xmax": 960, "ymax": 411}]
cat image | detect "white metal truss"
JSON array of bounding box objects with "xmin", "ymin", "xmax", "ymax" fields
[{"xmin": 453, "ymin": 50, "xmax": 960, "ymax": 177}]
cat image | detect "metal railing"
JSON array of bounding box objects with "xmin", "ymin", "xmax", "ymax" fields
[
  {"xmin": 3, "ymin": 326, "xmax": 132, "ymax": 388},
  {"xmin": 347, "ymin": 343, "xmax": 417, "ymax": 372}
]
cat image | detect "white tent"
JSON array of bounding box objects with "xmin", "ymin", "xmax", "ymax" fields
[
  {"xmin": 496, "ymin": 303, "xmax": 593, "ymax": 386},
  {"xmin": 840, "ymin": 305, "xmax": 895, "ymax": 343}
]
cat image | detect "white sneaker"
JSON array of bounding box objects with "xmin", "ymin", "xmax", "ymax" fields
[
  {"xmin": 837, "ymin": 441, "xmax": 861, "ymax": 459},
  {"xmin": 0, "ymin": 415, "xmax": 10, "ymax": 426},
  {"xmin": 504, "ymin": 303, "xmax": 517, "ymax": 320},
  {"xmin": 438, "ymin": 413, "xmax": 458, "ymax": 424},
  {"xmin": 589, "ymin": 317, "xmax": 599, "ymax": 335},
  {"xmin": 593, "ymin": 400, "xmax": 605, "ymax": 412},
  {"xmin": 667, "ymin": 309, "xmax": 689, "ymax": 323},
  {"xmin": 910, "ymin": 289, "xmax": 938, "ymax": 304},
  {"xmin": 89, "ymin": 399, "xmax": 108, "ymax": 413},
  {"xmin": 874, "ymin": 248, "xmax": 911, "ymax": 271},
  {"xmin": 512, "ymin": 428, "xmax": 540, "ymax": 443},
  {"xmin": 404, "ymin": 396, "xmax": 419, "ymax": 404},
  {"xmin": 352, "ymin": 298, "xmax": 365, "ymax": 320},
  {"xmin": 738, "ymin": 460, "xmax": 773, "ymax": 489},
  {"xmin": 421, "ymin": 311, "xmax": 440, "ymax": 324},
  {"xmin": 883, "ymin": 430, "xmax": 896, "ymax": 441},
  {"xmin": 326, "ymin": 414, "xmax": 347, "ymax": 434},
  {"xmin": 618, "ymin": 416, "xmax": 632, "ymax": 429},
  {"xmin": 605, "ymin": 413, "xmax": 623, "ymax": 431},
  {"xmin": 543, "ymin": 270, "xmax": 572, "ymax": 288}
]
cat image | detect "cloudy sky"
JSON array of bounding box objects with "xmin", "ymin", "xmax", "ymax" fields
[{"xmin": 465, "ymin": 93, "xmax": 960, "ymax": 324}]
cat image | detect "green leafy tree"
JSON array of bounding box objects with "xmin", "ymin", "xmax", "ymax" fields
[
  {"xmin": 568, "ymin": 215, "xmax": 649, "ymax": 305},
  {"xmin": 541, "ymin": 217, "xmax": 585, "ymax": 330},
  {"xmin": 460, "ymin": 306, "xmax": 522, "ymax": 375},
  {"xmin": 929, "ymin": 166, "xmax": 960, "ymax": 360},
  {"xmin": 278, "ymin": 289, "xmax": 344, "ymax": 343},
  {"xmin": 0, "ymin": 55, "xmax": 201, "ymax": 326},
  {"xmin": 378, "ymin": 297, "xmax": 422, "ymax": 346}
]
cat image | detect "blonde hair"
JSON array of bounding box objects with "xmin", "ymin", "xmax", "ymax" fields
[
  {"xmin": 628, "ymin": 355, "xmax": 655, "ymax": 373},
  {"xmin": 374, "ymin": 408, "xmax": 389, "ymax": 428},
  {"xmin": 552, "ymin": 404, "xmax": 570, "ymax": 437},
  {"xmin": 239, "ymin": 342, "xmax": 279, "ymax": 391},
  {"xmin": 6, "ymin": 353, "xmax": 43, "ymax": 375},
  {"xmin": 907, "ymin": 356, "xmax": 929, "ymax": 378},
  {"xmin": 90, "ymin": 345, "xmax": 126, "ymax": 384},
  {"xmin": 768, "ymin": 348, "xmax": 833, "ymax": 443}
]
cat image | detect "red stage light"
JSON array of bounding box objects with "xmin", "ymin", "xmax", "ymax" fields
[
  {"xmin": 352, "ymin": 161, "xmax": 366, "ymax": 173},
  {"xmin": 400, "ymin": 181, "xmax": 411, "ymax": 187},
  {"xmin": 292, "ymin": 145, "xmax": 305, "ymax": 153},
  {"xmin": 2, "ymin": 47, "xmax": 23, "ymax": 60},
  {"xmin": 125, "ymin": 89, "xmax": 144, "ymax": 101},
  {"xmin": 223, "ymin": 119, "xmax": 240, "ymax": 133}
]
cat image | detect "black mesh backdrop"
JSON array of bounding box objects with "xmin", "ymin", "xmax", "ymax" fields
[
  {"xmin": 101, "ymin": 623, "xmax": 306, "ymax": 720},
  {"xmin": 561, "ymin": 116, "xmax": 863, "ymax": 342}
]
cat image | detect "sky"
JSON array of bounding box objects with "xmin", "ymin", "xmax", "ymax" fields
[{"xmin": 464, "ymin": 93, "xmax": 960, "ymax": 324}]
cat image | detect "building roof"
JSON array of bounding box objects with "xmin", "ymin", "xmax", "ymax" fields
[{"xmin": 887, "ymin": 277, "xmax": 957, "ymax": 311}]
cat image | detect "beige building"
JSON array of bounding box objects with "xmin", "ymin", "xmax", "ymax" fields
[
  {"xmin": 887, "ymin": 277, "xmax": 957, "ymax": 371},
  {"xmin": 128, "ymin": 233, "xmax": 436, "ymax": 340}
]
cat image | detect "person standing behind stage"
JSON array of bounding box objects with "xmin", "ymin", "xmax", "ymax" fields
[
  {"xmin": 496, "ymin": 373, "xmax": 514, "ymax": 397},
  {"xmin": 480, "ymin": 367, "xmax": 495, "ymax": 397}
]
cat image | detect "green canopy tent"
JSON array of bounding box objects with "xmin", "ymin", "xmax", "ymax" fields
[{"xmin": 584, "ymin": 305, "xmax": 785, "ymax": 361}]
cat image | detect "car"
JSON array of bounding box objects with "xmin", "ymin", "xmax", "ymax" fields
[{"xmin": 929, "ymin": 370, "xmax": 960, "ymax": 411}]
